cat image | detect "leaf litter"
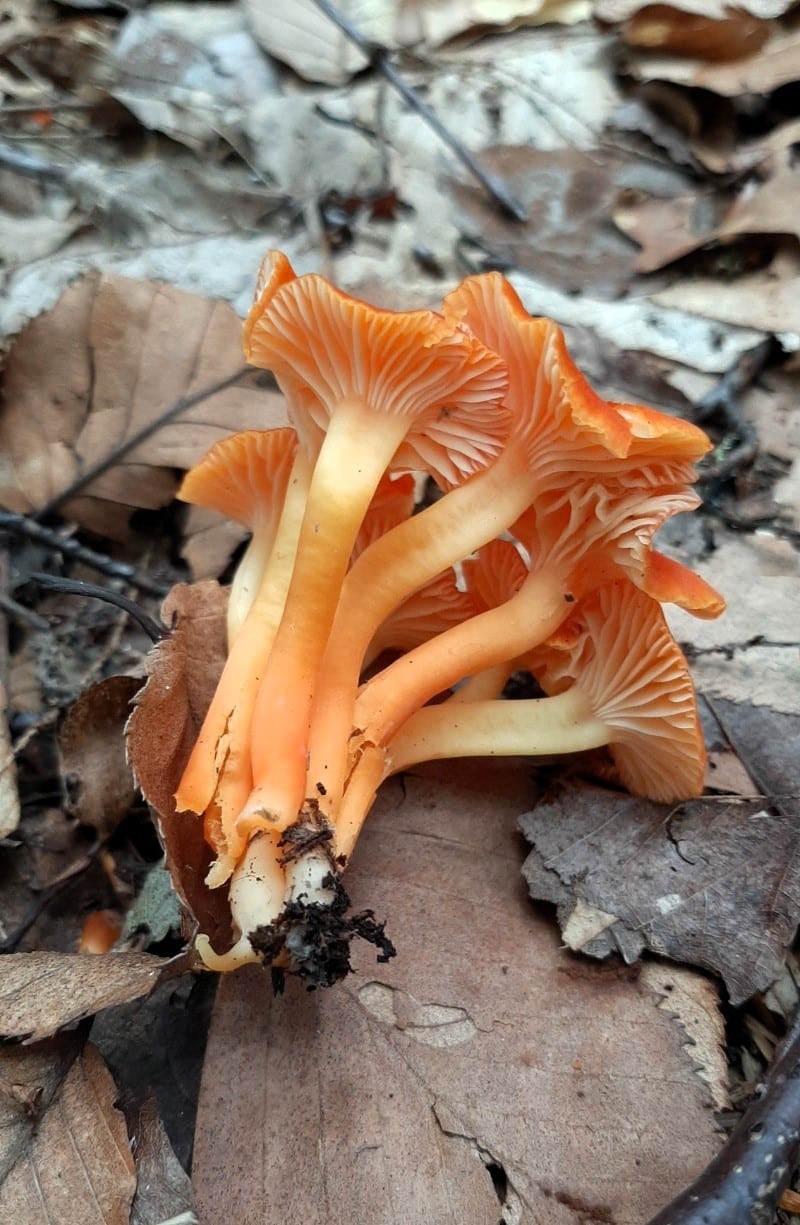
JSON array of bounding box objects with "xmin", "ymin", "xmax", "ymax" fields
[{"xmin": 0, "ymin": 0, "xmax": 798, "ymax": 1221}]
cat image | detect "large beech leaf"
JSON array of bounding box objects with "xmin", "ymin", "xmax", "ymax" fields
[
  {"xmin": 0, "ymin": 271, "xmax": 287, "ymax": 538},
  {"xmin": 194, "ymin": 764, "xmax": 726, "ymax": 1225}
]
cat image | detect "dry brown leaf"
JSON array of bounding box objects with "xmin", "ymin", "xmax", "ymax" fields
[
  {"xmin": 0, "ymin": 949, "xmax": 187, "ymax": 1042},
  {"xmin": 620, "ymin": 5, "xmax": 771, "ymax": 61},
  {"xmin": 614, "ymin": 190, "xmax": 723, "ymax": 273},
  {"xmin": 0, "ymin": 270, "xmax": 287, "ymax": 538},
  {"xmin": 653, "ymin": 247, "xmax": 800, "ymax": 335},
  {"xmin": 625, "ymin": 25, "xmax": 800, "ymax": 95},
  {"xmin": 181, "ymin": 505, "xmax": 249, "ymax": 581},
  {"xmin": 0, "ymin": 1040, "xmax": 136, "ymax": 1223},
  {"xmin": 453, "ymin": 145, "xmax": 660, "ymax": 296},
  {"xmin": 126, "ymin": 581, "xmax": 231, "ymax": 950},
  {"xmin": 521, "ymin": 784, "xmax": 800, "ymax": 1005},
  {"xmin": 596, "ymin": 0, "xmax": 794, "ymax": 19},
  {"xmin": 194, "ymin": 764, "xmax": 725, "ymax": 1224},
  {"xmin": 615, "ymin": 171, "xmax": 800, "ymax": 274},
  {"xmin": 130, "ymin": 1094, "xmax": 196, "ymax": 1225},
  {"xmin": 59, "ymin": 675, "xmax": 142, "ymax": 838}
]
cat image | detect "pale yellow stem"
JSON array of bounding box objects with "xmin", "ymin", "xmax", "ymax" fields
[
  {"xmin": 388, "ymin": 688, "xmax": 610, "ymax": 774},
  {"xmin": 195, "ymin": 831, "xmax": 285, "ymax": 972}
]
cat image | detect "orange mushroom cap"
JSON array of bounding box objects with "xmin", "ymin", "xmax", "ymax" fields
[
  {"xmin": 244, "ymin": 250, "xmax": 511, "ymax": 485},
  {"xmin": 178, "ymin": 428, "xmax": 298, "ymax": 530},
  {"xmin": 531, "ymin": 579, "xmax": 706, "ymax": 800},
  {"xmin": 178, "ymin": 427, "xmax": 300, "ymax": 642}
]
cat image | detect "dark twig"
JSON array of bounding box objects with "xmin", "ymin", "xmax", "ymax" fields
[
  {"xmin": 647, "ymin": 1006, "xmax": 800, "ymax": 1224},
  {"xmin": 35, "ymin": 365, "xmax": 251, "ymax": 519},
  {"xmin": 310, "ymin": 0, "xmax": 527, "ymax": 222},
  {"xmin": 695, "ymin": 338, "xmax": 779, "ymax": 486},
  {"xmin": 29, "ymin": 574, "xmax": 168, "ymax": 643},
  {"xmin": 0, "ymin": 510, "xmax": 169, "ymax": 597}
]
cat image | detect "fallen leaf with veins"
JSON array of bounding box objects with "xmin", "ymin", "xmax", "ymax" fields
[
  {"xmin": 0, "ymin": 1040, "xmax": 135, "ymax": 1222},
  {"xmin": 0, "ymin": 950, "xmax": 190, "ymax": 1042},
  {"xmin": 194, "ymin": 764, "xmax": 725, "ymax": 1225},
  {"xmin": 0, "ymin": 270, "xmax": 287, "ymax": 540}
]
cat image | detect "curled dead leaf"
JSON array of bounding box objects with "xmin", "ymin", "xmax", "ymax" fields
[
  {"xmin": 58, "ymin": 674, "xmax": 143, "ymax": 838},
  {"xmin": 125, "ymin": 581, "xmax": 231, "ymax": 950}
]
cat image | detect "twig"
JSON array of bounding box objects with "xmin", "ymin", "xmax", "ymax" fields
[
  {"xmin": 695, "ymin": 338, "xmax": 779, "ymax": 486},
  {"xmin": 0, "ymin": 591, "xmax": 50, "ymax": 632},
  {"xmin": 647, "ymin": 1005, "xmax": 800, "ymax": 1224},
  {"xmin": 0, "ymin": 511, "xmax": 170, "ymax": 597},
  {"xmin": 682, "ymin": 635, "xmax": 800, "ymax": 661},
  {"xmin": 310, "ymin": 0, "xmax": 527, "ymax": 222},
  {"xmin": 35, "ymin": 365, "xmax": 252, "ymax": 518},
  {"xmin": 29, "ymin": 574, "xmax": 168, "ymax": 643}
]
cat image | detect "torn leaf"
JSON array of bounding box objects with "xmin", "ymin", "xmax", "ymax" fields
[{"xmin": 520, "ymin": 778, "xmax": 800, "ymax": 1004}]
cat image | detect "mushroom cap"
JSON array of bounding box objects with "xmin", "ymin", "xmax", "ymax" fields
[
  {"xmin": 243, "ymin": 251, "xmax": 511, "ymax": 487},
  {"xmin": 532, "ymin": 580, "xmax": 706, "ymax": 801},
  {"xmin": 511, "ymin": 477, "xmax": 724, "ymax": 618},
  {"xmin": 614, "ymin": 401, "xmax": 712, "ymax": 464},
  {"xmin": 441, "ymin": 274, "xmax": 633, "ymax": 486},
  {"xmin": 177, "ymin": 428, "xmax": 298, "ymax": 530}
]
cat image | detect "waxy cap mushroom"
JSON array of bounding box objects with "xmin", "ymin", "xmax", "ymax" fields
[
  {"xmin": 178, "ymin": 428, "xmax": 298, "ymax": 641},
  {"xmin": 386, "ymin": 579, "xmax": 706, "ymax": 803},
  {"xmin": 238, "ymin": 253, "xmax": 510, "ymax": 837}
]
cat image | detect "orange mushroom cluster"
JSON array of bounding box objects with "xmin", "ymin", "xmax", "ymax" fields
[{"xmin": 175, "ymin": 251, "xmax": 724, "ymax": 977}]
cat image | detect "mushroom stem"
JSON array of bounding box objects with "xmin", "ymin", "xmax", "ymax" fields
[
  {"xmin": 174, "ymin": 449, "xmax": 312, "ymax": 822},
  {"xmin": 240, "ymin": 400, "xmax": 411, "ymax": 835},
  {"xmin": 351, "ymin": 567, "xmax": 568, "ymax": 753},
  {"xmin": 306, "ymin": 471, "xmax": 559, "ymax": 810},
  {"xmin": 450, "ymin": 661, "xmax": 516, "ymax": 703},
  {"xmin": 388, "ymin": 689, "xmax": 609, "ymax": 772},
  {"xmin": 227, "ymin": 447, "xmax": 310, "ymax": 643},
  {"xmin": 331, "ymin": 688, "xmax": 606, "ymax": 862},
  {"xmin": 333, "ymin": 745, "xmax": 388, "ymax": 862},
  {"xmin": 195, "ymin": 831, "xmax": 285, "ymax": 972}
]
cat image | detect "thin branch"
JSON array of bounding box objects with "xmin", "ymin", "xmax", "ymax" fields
[
  {"xmin": 647, "ymin": 1005, "xmax": 800, "ymax": 1224},
  {"xmin": 35, "ymin": 365, "xmax": 252, "ymax": 518},
  {"xmin": 0, "ymin": 511, "xmax": 169, "ymax": 597},
  {"xmin": 695, "ymin": 337, "xmax": 779, "ymax": 487},
  {"xmin": 310, "ymin": 0, "xmax": 527, "ymax": 222},
  {"xmin": 29, "ymin": 574, "xmax": 168, "ymax": 643}
]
